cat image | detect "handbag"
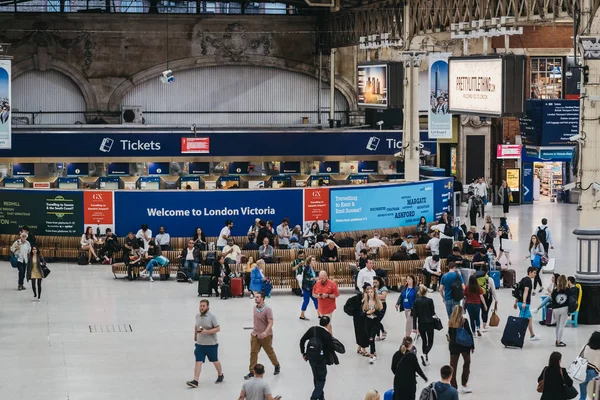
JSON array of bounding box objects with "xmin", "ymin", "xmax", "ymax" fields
[
  {"xmin": 560, "ymin": 368, "xmax": 579, "ymax": 399},
  {"xmin": 567, "ymin": 346, "xmax": 589, "ymax": 382},
  {"xmin": 537, "ymin": 367, "xmax": 546, "ymax": 393},
  {"xmin": 41, "ymin": 262, "xmax": 51, "ymax": 278},
  {"xmin": 489, "ymin": 309, "xmax": 500, "ymax": 327},
  {"xmin": 532, "ymin": 254, "xmax": 541, "ymax": 269},
  {"xmin": 10, "ymin": 253, "xmax": 18, "ymax": 268},
  {"xmin": 433, "ymin": 316, "xmax": 443, "ymax": 331}
]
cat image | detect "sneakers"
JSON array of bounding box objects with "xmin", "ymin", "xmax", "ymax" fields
[
  {"xmin": 274, "ymin": 365, "xmax": 281, "ymax": 375},
  {"xmin": 215, "ymin": 374, "xmax": 224, "ymax": 383},
  {"xmin": 244, "ymin": 372, "xmax": 254, "ymax": 380},
  {"xmin": 477, "ymin": 330, "xmax": 482, "ymax": 337},
  {"xmin": 530, "ymin": 335, "xmax": 541, "ymax": 342},
  {"xmin": 481, "ymin": 328, "xmax": 488, "ymax": 333},
  {"xmin": 149, "ymin": 277, "xmax": 154, "ymax": 282},
  {"xmin": 532, "ymin": 308, "xmax": 539, "ymax": 314},
  {"xmin": 421, "ymin": 355, "xmax": 427, "ymax": 367},
  {"xmin": 462, "ymin": 386, "xmax": 473, "ymax": 393},
  {"xmin": 369, "ymin": 357, "xmax": 375, "ymax": 364},
  {"xmin": 186, "ymin": 380, "xmax": 198, "ymax": 388},
  {"xmin": 250, "ymin": 293, "xmax": 255, "ymax": 299},
  {"xmin": 188, "ymin": 278, "xmax": 193, "ymax": 283},
  {"xmin": 427, "ymin": 288, "xmax": 434, "ymax": 293}
]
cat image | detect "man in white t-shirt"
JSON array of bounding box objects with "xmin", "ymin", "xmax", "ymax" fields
[
  {"xmin": 475, "ymin": 177, "xmax": 488, "ymax": 206},
  {"xmin": 355, "ymin": 235, "xmax": 370, "ymax": 260},
  {"xmin": 426, "ymin": 231, "xmax": 441, "ymax": 256},
  {"xmin": 366, "ymin": 233, "xmax": 387, "ymax": 256},
  {"xmin": 217, "ymin": 220, "xmax": 234, "ymax": 250},
  {"xmin": 136, "ymin": 224, "xmax": 152, "ymax": 255},
  {"xmin": 356, "ymin": 259, "xmax": 377, "ymax": 293}
]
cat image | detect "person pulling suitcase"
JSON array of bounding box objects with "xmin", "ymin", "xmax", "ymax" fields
[{"xmin": 509, "ymin": 267, "xmax": 541, "ymax": 344}]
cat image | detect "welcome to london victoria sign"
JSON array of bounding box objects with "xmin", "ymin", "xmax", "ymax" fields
[{"xmin": 146, "ymin": 206, "xmax": 277, "ymax": 217}]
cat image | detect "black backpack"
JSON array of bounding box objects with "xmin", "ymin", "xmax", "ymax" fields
[
  {"xmin": 450, "ymin": 272, "xmax": 464, "ymax": 301},
  {"xmin": 568, "ymin": 287, "xmax": 579, "ymax": 314},
  {"xmin": 205, "ymin": 251, "xmax": 216, "ymax": 265},
  {"xmin": 537, "ymin": 227, "xmax": 548, "ymax": 245},
  {"xmin": 77, "ymin": 253, "xmax": 88, "ymax": 265},
  {"xmin": 305, "ymin": 336, "xmax": 323, "ymax": 361},
  {"xmin": 511, "ymin": 281, "xmax": 521, "ymax": 299}
]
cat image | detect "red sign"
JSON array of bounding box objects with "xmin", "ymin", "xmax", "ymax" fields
[
  {"xmin": 84, "ymin": 191, "xmax": 114, "ymax": 228},
  {"xmin": 33, "ymin": 182, "xmax": 51, "ymax": 189},
  {"xmin": 496, "ymin": 144, "xmax": 522, "ymax": 159},
  {"xmin": 181, "ymin": 137, "xmax": 210, "ymax": 154},
  {"xmin": 304, "ymin": 188, "xmax": 330, "ymax": 222}
]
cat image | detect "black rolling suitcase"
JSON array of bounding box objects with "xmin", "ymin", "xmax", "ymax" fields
[
  {"xmin": 501, "ymin": 316, "xmax": 529, "ymax": 348},
  {"xmin": 198, "ymin": 275, "xmax": 212, "ymax": 297},
  {"xmin": 220, "ymin": 284, "xmax": 231, "ymax": 299},
  {"xmin": 177, "ymin": 269, "xmax": 188, "ymax": 282}
]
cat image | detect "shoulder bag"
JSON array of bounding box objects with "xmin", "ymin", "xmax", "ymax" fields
[
  {"xmin": 567, "ymin": 345, "xmax": 589, "ymax": 382},
  {"xmin": 433, "ymin": 315, "xmax": 443, "ymax": 331},
  {"xmin": 560, "ymin": 368, "xmax": 579, "ymax": 399},
  {"xmin": 41, "ymin": 262, "xmax": 51, "ymax": 278},
  {"xmin": 10, "ymin": 253, "xmax": 18, "ymax": 268},
  {"xmin": 537, "ymin": 367, "xmax": 546, "ymax": 393},
  {"xmin": 489, "ymin": 309, "xmax": 500, "ymax": 327}
]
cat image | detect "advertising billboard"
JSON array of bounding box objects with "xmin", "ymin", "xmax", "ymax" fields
[
  {"xmin": 428, "ymin": 53, "xmax": 452, "ymax": 139},
  {"xmin": 357, "ymin": 64, "xmax": 388, "ymax": 108},
  {"xmin": 448, "ymin": 57, "xmax": 503, "ymax": 116},
  {"xmin": 496, "ymin": 144, "xmax": 522, "ymax": 159},
  {"xmin": 0, "ymin": 190, "xmax": 83, "ymax": 235},
  {"xmin": 0, "ymin": 59, "xmax": 10, "ymax": 149}
]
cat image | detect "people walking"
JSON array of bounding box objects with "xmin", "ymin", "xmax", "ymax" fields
[
  {"xmin": 298, "ymin": 256, "xmax": 319, "ymax": 320},
  {"xmin": 312, "ymin": 271, "xmax": 340, "ymax": 335},
  {"xmin": 525, "ymin": 235, "xmax": 545, "ymax": 294},
  {"xmin": 26, "ymin": 246, "xmax": 46, "ymax": 301},
  {"xmin": 238, "ymin": 364, "xmax": 281, "ymax": 400},
  {"xmin": 10, "ymin": 232, "xmax": 31, "ymax": 291},
  {"xmin": 514, "ymin": 267, "xmax": 541, "ymax": 341},
  {"xmin": 577, "ymin": 331, "xmax": 600, "ymax": 400},
  {"xmin": 464, "ymin": 274, "xmax": 487, "ymax": 337},
  {"xmin": 299, "ymin": 316, "xmax": 339, "ymax": 400},
  {"xmin": 535, "ymin": 218, "xmax": 554, "ymax": 256},
  {"xmin": 391, "ymin": 336, "xmax": 428, "ymax": 400},
  {"xmin": 396, "ymin": 275, "xmax": 417, "ymax": 337},
  {"xmin": 497, "ymin": 217, "xmax": 513, "ymax": 266},
  {"xmin": 439, "ymin": 262, "xmax": 465, "ymax": 318},
  {"xmin": 373, "ymin": 276, "xmax": 388, "ymax": 341},
  {"xmin": 186, "ymin": 299, "xmax": 224, "ymax": 388},
  {"xmin": 477, "ymin": 268, "xmax": 498, "ymax": 332},
  {"xmin": 498, "ymin": 180, "xmax": 511, "ymax": 217},
  {"xmin": 412, "ymin": 285, "xmax": 436, "ymax": 367},
  {"xmin": 550, "ymin": 275, "xmax": 570, "ymax": 347},
  {"xmin": 447, "ymin": 305, "xmax": 474, "ymax": 393},
  {"xmin": 363, "ymin": 285, "xmax": 383, "ymax": 364},
  {"xmin": 434, "ymin": 365, "xmax": 460, "ymax": 400},
  {"xmin": 345, "ymin": 290, "xmax": 369, "ymax": 357},
  {"xmin": 245, "ymin": 292, "xmax": 281, "ymax": 380},
  {"xmin": 537, "ymin": 352, "xmax": 574, "ymax": 400}
]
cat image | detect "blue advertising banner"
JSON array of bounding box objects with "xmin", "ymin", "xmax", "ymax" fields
[
  {"xmin": 522, "ymin": 162, "xmax": 533, "ymax": 204},
  {"xmin": 280, "ymin": 162, "xmax": 301, "ymax": 174},
  {"xmin": 329, "ymin": 182, "xmax": 434, "ymax": 231},
  {"xmin": 114, "ymin": 189, "xmax": 303, "ymax": 237},
  {"xmin": 1, "ymin": 130, "xmax": 434, "ymax": 158},
  {"xmin": 148, "ymin": 162, "xmax": 169, "ymax": 175},
  {"xmin": 188, "ymin": 162, "xmax": 210, "ymax": 175},
  {"xmin": 432, "ymin": 178, "xmax": 454, "ymax": 220},
  {"xmin": 67, "ymin": 163, "xmax": 89, "ymax": 176}
]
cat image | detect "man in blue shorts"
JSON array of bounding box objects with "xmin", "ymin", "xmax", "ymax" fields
[
  {"xmin": 513, "ymin": 267, "xmax": 540, "ymax": 342},
  {"xmin": 187, "ymin": 299, "xmax": 224, "ymax": 388}
]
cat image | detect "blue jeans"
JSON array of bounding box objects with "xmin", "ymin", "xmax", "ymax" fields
[
  {"xmin": 145, "ymin": 259, "xmax": 158, "ymax": 275},
  {"xmin": 301, "ymin": 288, "xmax": 318, "ymax": 312},
  {"xmin": 445, "ymin": 299, "xmax": 461, "ymax": 318},
  {"xmin": 465, "ymin": 303, "xmax": 481, "ymax": 332},
  {"xmin": 581, "ymin": 369, "xmax": 598, "ymax": 400},
  {"xmin": 217, "ymin": 246, "xmax": 224, "ymax": 251},
  {"xmin": 183, "ymin": 260, "xmax": 198, "ymax": 279}
]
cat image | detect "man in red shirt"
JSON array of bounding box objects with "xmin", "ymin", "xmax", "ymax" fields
[{"xmin": 312, "ymin": 271, "xmax": 340, "ymax": 334}]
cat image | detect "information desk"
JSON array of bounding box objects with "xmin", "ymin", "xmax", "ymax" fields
[{"xmin": 0, "ymin": 178, "xmax": 453, "ymax": 237}]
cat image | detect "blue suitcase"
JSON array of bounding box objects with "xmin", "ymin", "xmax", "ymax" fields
[
  {"xmin": 489, "ymin": 270, "xmax": 501, "ymax": 289},
  {"xmin": 501, "ymin": 316, "xmax": 529, "ymax": 348},
  {"xmin": 383, "ymin": 389, "xmax": 394, "ymax": 400}
]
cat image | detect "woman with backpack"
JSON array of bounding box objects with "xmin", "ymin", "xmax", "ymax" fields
[
  {"xmin": 497, "ymin": 217, "xmax": 513, "ymax": 266},
  {"xmin": 537, "ymin": 351, "xmax": 574, "ymax": 400},
  {"xmin": 411, "ymin": 285, "xmax": 436, "ymax": 367},
  {"xmin": 524, "ymin": 235, "xmax": 546, "ymax": 293},
  {"xmin": 476, "ymin": 268, "xmax": 498, "ymax": 332},
  {"xmin": 464, "ymin": 275, "xmax": 487, "ymax": 337},
  {"xmin": 363, "ymin": 285, "xmax": 384, "ymax": 364},
  {"xmin": 550, "ymin": 275, "xmax": 571, "ymax": 347},
  {"xmin": 391, "ymin": 336, "xmax": 428, "ymax": 400},
  {"xmin": 396, "ymin": 275, "xmax": 417, "ymax": 337},
  {"xmin": 447, "ymin": 305, "xmax": 474, "ymax": 393},
  {"xmin": 482, "ymin": 215, "xmax": 496, "ymax": 249}
]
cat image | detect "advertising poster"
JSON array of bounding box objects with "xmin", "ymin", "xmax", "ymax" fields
[
  {"xmin": 0, "ymin": 190, "xmax": 83, "ymax": 235},
  {"xmin": 450, "ymin": 147, "xmax": 457, "ymax": 176},
  {"xmin": 329, "ymin": 182, "xmax": 434, "ymax": 231},
  {"xmin": 448, "ymin": 58, "xmax": 503, "ymax": 116},
  {"xmin": 84, "ymin": 191, "xmax": 114, "ymax": 233},
  {"xmin": 428, "ymin": 53, "xmax": 452, "ymax": 139},
  {"xmin": 357, "ymin": 64, "xmax": 388, "ymax": 108},
  {"xmin": 506, "ymin": 169, "xmax": 520, "ymax": 192},
  {"xmin": 0, "ymin": 59, "xmax": 10, "ymax": 149},
  {"xmin": 496, "ymin": 144, "xmax": 522, "ymax": 159},
  {"xmin": 114, "ymin": 189, "xmax": 303, "ymax": 237},
  {"xmin": 303, "ymin": 188, "xmax": 330, "ymax": 233},
  {"xmin": 181, "ymin": 137, "xmax": 210, "ymax": 154}
]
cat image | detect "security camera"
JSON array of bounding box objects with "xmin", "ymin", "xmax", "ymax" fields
[
  {"xmin": 569, "ymin": 134, "xmax": 582, "ymax": 141},
  {"xmin": 160, "ymin": 70, "xmax": 174, "ymax": 84},
  {"xmin": 376, "ymin": 121, "xmax": 384, "ymax": 126},
  {"xmin": 593, "ymin": 182, "xmax": 600, "ymax": 192},
  {"xmin": 394, "ymin": 150, "xmax": 404, "ymax": 157},
  {"xmin": 563, "ymin": 182, "xmax": 577, "ymax": 191},
  {"xmin": 421, "ymin": 149, "xmax": 432, "ymax": 156},
  {"xmin": 566, "ymin": 70, "xmax": 573, "ymax": 78},
  {"xmin": 191, "ymin": 124, "xmax": 196, "ymax": 132}
]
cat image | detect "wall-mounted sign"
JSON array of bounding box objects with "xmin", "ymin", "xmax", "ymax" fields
[
  {"xmin": 357, "ymin": 63, "xmax": 404, "ymax": 109},
  {"xmin": 497, "ymin": 144, "xmax": 522, "ymax": 159},
  {"xmin": 67, "ymin": 163, "xmax": 89, "ymax": 176},
  {"xmin": 107, "ymin": 163, "xmax": 129, "ymax": 176},
  {"xmin": 188, "ymin": 162, "xmax": 210, "ymax": 175},
  {"xmin": 148, "ymin": 162, "xmax": 169, "ymax": 175},
  {"xmin": 519, "ymin": 100, "xmax": 579, "ymax": 146},
  {"xmin": 506, "ymin": 168, "xmax": 520, "ymax": 192},
  {"xmin": 319, "ymin": 161, "xmax": 339, "ymax": 174},
  {"xmin": 448, "ymin": 55, "xmax": 525, "ymax": 117},
  {"xmin": 428, "ymin": 53, "xmax": 452, "ymax": 139},
  {"xmin": 12, "ymin": 163, "xmax": 34, "ymax": 176},
  {"xmin": 0, "ymin": 59, "xmax": 11, "ymax": 150},
  {"xmin": 33, "ymin": 182, "xmax": 51, "ymax": 189},
  {"xmin": 229, "ymin": 162, "xmax": 250, "ymax": 175},
  {"xmin": 280, "ymin": 161, "xmax": 301, "ymax": 174},
  {"xmin": 358, "ymin": 161, "xmax": 378, "ymax": 173},
  {"xmin": 181, "ymin": 137, "xmax": 210, "ymax": 154},
  {"xmin": 450, "ymin": 146, "xmax": 457, "ymax": 176}
]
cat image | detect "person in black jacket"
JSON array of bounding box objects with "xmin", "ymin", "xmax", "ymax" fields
[
  {"xmin": 99, "ymin": 228, "xmax": 120, "ymax": 264},
  {"xmin": 344, "ymin": 291, "xmax": 369, "ymax": 357},
  {"xmin": 391, "ymin": 336, "xmax": 428, "ymax": 400},
  {"xmin": 537, "ymin": 351, "xmax": 574, "ymax": 400},
  {"xmin": 299, "ymin": 316, "xmax": 339, "ymax": 400},
  {"xmin": 212, "ymin": 255, "xmax": 231, "ymax": 297},
  {"xmin": 390, "ymin": 246, "xmax": 411, "ymax": 261},
  {"xmin": 412, "ymin": 285, "xmax": 436, "ymax": 367},
  {"xmin": 447, "ymin": 305, "xmax": 474, "ymax": 393}
]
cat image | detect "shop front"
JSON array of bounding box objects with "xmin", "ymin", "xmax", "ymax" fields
[{"xmin": 521, "ymin": 146, "xmax": 574, "ymax": 203}]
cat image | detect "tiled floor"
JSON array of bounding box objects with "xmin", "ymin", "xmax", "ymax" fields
[{"xmin": 0, "ymin": 202, "xmax": 596, "ymax": 400}]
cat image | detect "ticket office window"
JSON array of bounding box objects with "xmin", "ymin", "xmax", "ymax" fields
[{"xmin": 530, "ymin": 57, "xmax": 564, "ymax": 99}]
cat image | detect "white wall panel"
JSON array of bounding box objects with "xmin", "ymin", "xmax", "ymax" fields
[
  {"xmin": 12, "ymin": 70, "xmax": 86, "ymax": 125},
  {"xmin": 121, "ymin": 66, "xmax": 348, "ymax": 126}
]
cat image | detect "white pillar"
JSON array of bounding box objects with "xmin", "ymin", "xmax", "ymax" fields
[{"xmin": 403, "ymin": 54, "xmax": 421, "ymax": 182}]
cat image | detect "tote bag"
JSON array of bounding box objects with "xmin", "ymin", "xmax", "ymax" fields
[{"xmin": 567, "ymin": 346, "xmax": 589, "ymax": 382}]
